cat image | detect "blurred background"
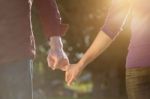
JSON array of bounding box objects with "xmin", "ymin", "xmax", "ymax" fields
[{"xmin": 32, "ymin": 0, "xmax": 131, "ymax": 99}]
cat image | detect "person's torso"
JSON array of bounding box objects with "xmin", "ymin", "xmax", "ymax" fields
[
  {"xmin": 126, "ymin": 0, "xmax": 150, "ymax": 67},
  {"xmin": 0, "ymin": 0, "xmax": 35, "ymax": 64},
  {"xmin": 130, "ymin": 0, "xmax": 150, "ymax": 49}
]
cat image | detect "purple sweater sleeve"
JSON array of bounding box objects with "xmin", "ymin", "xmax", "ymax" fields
[
  {"xmin": 34, "ymin": 0, "xmax": 69, "ymax": 39},
  {"xmin": 101, "ymin": 0, "xmax": 131, "ymax": 39}
]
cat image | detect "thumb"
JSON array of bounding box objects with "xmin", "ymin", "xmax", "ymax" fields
[
  {"xmin": 53, "ymin": 57, "xmax": 58, "ymax": 69},
  {"xmin": 67, "ymin": 76, "xmax": 73, "ymax": 86},
  {"xmin": 47, "ymin": 56, "xmax": 55, "ymax": 70}
]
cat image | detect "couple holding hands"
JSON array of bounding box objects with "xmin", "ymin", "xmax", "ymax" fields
[
  {"xmin": 49, "ymin": 0, "xmax": 150, "ymax": 99},
  {"xmin": 0, "ymin": 0, "xmax": 150, "ymax": 99}
]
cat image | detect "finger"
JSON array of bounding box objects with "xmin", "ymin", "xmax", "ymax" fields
[
  {"xmin": 53, "ymin": 59, "xmax": 59, "ymax": 69},
  {"xmin": 61, "ymin": 59, "xmax": 69, "ymax": 67},
  {"xmin": 66, "ymin": 71, "xmax": 72, "ymax": 83},
  {"xmin": 68, "ymin": 76, "xmax": 74, "ymax": 86},
  {"xmin": 66, "ymin": 71, "xmax": 70, "ymax": 83},
  {"xmin": 47, "ymin": 57, "xmax": 54, "ymax": 67},
  {"xmin": 65, "ymin": 71, "xmax": 68, "ymax": 82},
  {"xmin": 67, "ymin": 74, "xmax": 75, "ymax": 86},
  {"xmin": 59, "ymin": 60, "xmax": 69, "ymax": 71},
  {"xmin": 47, "ymin": 56, "xmax": 55, "ymax": 70},
  {"xmin": 53, "ymin": 58, "xmax": 68, "ymax": 70},
  {"xmin": 65, "ymin": 65, "xmax": 71, "ymax": 82}
]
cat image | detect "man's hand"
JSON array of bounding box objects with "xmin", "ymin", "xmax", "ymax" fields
[
  {"xmin": 47, "ymin": 36, "xmax": 69, "ymax": 71},
  {"xmin": 47, "ymin": 48, "xmax": 69, "ymax": 71}
]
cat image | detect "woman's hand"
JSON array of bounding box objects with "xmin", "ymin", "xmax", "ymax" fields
[{"xmin": 65, "ymin": 62, "xmax": 84, "ymax": 86}]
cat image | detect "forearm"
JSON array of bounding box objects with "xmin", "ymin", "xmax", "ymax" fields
[
  {"xmin": 49, "ymin": 36, "xmax": 63, "ymax": 49},
  {"xmin": 78, "ymin": 31, "xmax": 113, "ymax": 69},
  {"xmin": 77, "ymin": 0, "xmax": 131, "ymax": 68}
]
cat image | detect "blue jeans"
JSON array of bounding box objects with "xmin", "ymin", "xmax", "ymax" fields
[{"xmin": 0, "ymin": 59, "xmax": 33, "ymax": 99}]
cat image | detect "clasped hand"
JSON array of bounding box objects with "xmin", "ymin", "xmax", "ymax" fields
[
  {"xmin": 47, "ymin": 47, "xmax": 83, "ymax": 86},
  {"xmin": 47, "ymin": 48, "xmax": 83, "ymax": 86},
  {"xmin": 47, "ymin": 36, "xmax": 84, "ymax": 86}
]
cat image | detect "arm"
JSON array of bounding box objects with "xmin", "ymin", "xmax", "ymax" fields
[
  {"xmin": 78, "ymin": 31, "xmax": 112, "ymax": 69},
  {"xmin": 66, "ymin": 0, "xmax": 131, "ymax": 85},
  {"xmin": 79, "ymin": 0, "xmax": 131, "ymax": 69},
  {"xmin": 34, "ymin": 0, "xmax": 69, "ymax": 71},
  {"xmin": 34, "ymin": 0, "xmax": 69, "ymax": 38},
  {"xmin": 66, "ymin": 31, "xmax": 112, "ymax": 85}
]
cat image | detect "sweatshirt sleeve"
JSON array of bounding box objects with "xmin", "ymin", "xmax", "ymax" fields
[
  {"xmin": 101, "ymin": 0, "xmax": 131, "ymax": 39},
  {"xmin": 34, "ymin": 0, "xmax": 69, "ymax": 39}
]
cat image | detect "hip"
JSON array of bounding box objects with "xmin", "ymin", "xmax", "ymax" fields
[{"xmin": 126, "ymin": 46, "xmax": 150, "ymax": 68}]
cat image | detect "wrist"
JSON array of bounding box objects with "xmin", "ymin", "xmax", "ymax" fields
[
  {"xmin": 49, "ymin": 36, "xmax": 63, "ymax": 49},
  {"xmin": 78, "ymin": 60, "xmax": 87, "ymax": 70}
]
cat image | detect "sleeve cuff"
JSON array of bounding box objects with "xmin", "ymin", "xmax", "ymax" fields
[
  {"xmin": 44, "ymin": 23, "xmax": 69, "ymax": 40},
  {"xmin": 101, "ymin": 25, "xmax": 122, "ymax": 39}
]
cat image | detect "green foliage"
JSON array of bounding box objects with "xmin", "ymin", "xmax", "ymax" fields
[
  {"xmin": 49, "ymin": 96, "xmax": 91, "ymax": 99},
  {"xmin": 65, "ymin": 82, "xmax": 93, "ymax": 93}
]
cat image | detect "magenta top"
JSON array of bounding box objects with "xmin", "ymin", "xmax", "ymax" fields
[{"xmin": 101, "ymin": 0, "xmax": 150, "ymax": 68}]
